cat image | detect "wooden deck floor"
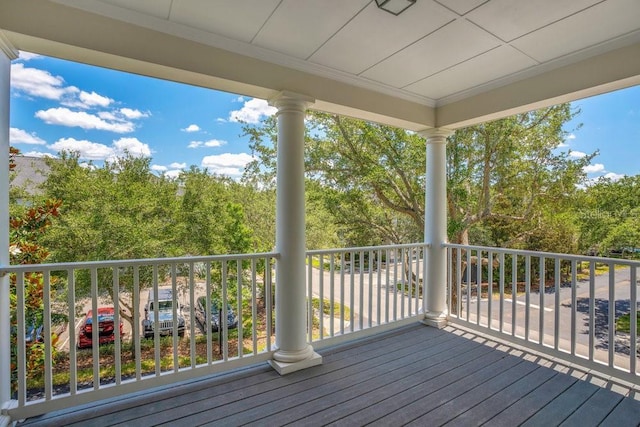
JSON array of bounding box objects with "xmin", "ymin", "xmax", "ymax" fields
[{"xmin": 18, "ymin": 324, "xmax": 640, "ymax": 426}]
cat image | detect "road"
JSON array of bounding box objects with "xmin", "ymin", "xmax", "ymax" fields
[{"xmin": 463, "ymin": 267, "xmax": 639, "ymax": 367}]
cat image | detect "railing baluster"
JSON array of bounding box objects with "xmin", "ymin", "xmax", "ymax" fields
[
  {"xmin": 512, "ymin": 254, "xmax": 517, "ymax": 337},
  {"xmin": 134, "ymin": 265, "xmax": 141, "ymax": 381},
  {"xmin": 68, "ymin": 269, "xmax": 78, "ymax": 394},
  {"xmin": 488, "ymin": 250, "xmax": 493, "ymax": 330},
  {"xmin": 320, "ymin": 254, "xmax": 325, "ymax": 339},
  {"xmin": 456, "ymin": 247, "xmax": 462, "ymax": 319},
  {"xmin": 189, "ymin": 262, "xmax": 196, "ymax": 367},
  {"xmin": 307, "ymin": 254, "xmax": 313, "ymax": 343},
  {"xmin": 393, "ymin": 249, "xmax": 398, "ymax": 322},
  {"xmin": 385, "ymin": 249, "xmax": 390, "ymax": 324},
  {"xmin": 539, "ymin": 256, "xmax": 545, "ymax": 345},
  {"xmin": 113, "ymin": 267, "xmax": 121, "ymax": 385},
  {"xmin": 359, "ymin": 250, "xmax": 364, "ymax": 330},
  {"xmin": 571, "ymin": 259, "xmax": 577, "ymax": 356},
  {"xmin": 251, "ymin": 259, "xmax": 257, "ymax": 356},
  {"xmin": 466, "ymin": 249, "xmax": 471, "ymax": 323},
  {"xmin": 16, "ymin": 271, "xmax": 26, "ymax": 406},
  {"xmin": 350, "ymin": 251, "xmax": 355, "ymax": 331},
  {"xmin": 329, "ymin": 254, "xmax": 335, "ymax": 337},
  {"xmin": 221, "ymin": 260, "xmax": 228, "ymax": 361},
  {"xmin": 377, "ymin": 249, "xmax": 382, "ymax": 326},
  {"xmin": 525, "ymin": 255, "xmax": 531, "ymax": 342},
  {"xmin": 89, "ymin": 268, "xmax": 98, "ymax": 391},
  {"xmin": 153, "ymin": 265, "xmax": 161, "ymax": 376},
  {"xmin": 206, "ymin": 262, "xmax": 212, "ymax": 364},
  {"xmin": 171, "ymin": 263, "xmax": 179, "ymax": 371},
  {"xmin": 265, "ymin": 257, "xmax": 273, "ymax": 352},
  {"xmin": 499, "ymin": 253, "xmax": 505, "ymax": 333},
  {"xmin": 236, "ymin": 259, "xmax": 243, "ymax": 359},
  {"xmin": 340, "ymin": 253, "xmax": 345, "ymax": 335},
  {"xmin": 589, "ymin": 261, "xmax": 596, "ymax": 362},
  {"xmin": 608, "ymin": 263, "xmax": 615, "ymax": 367},
  {"xmin": 554, "ymin": 258, "xmax": 560, "ymax": 351},
  {"xmin": 368, "ymin": 250, "xmax": 373, "ymax": 327},
  {"xmin": 476, "ymin": 249, "xmax": 482, "ymax": 326},
  {"xmin": 630, "ymin": 266, "xmax": 637, "ymax": 374}
]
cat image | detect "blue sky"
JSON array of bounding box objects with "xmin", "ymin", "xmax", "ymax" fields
[{"xmin": 9, "ymin": 52, "xmax": 640, "ymax": 181}]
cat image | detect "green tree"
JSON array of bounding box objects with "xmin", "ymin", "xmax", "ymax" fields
[{"xmin": 41, "ymin": 152, "xmax": 179, "ymax": 330}]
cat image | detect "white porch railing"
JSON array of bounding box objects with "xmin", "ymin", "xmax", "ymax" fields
[
  {"xmin": 5, "ymin": 242, "xmax": 638, "ymax": 420},
  {"xmin": 3, "ymin": 252, "xmax": 277, "ymax": 420},
  {"xmin": 306, "ymin": 243, "xmax": 428, "ymax": 349},
  {"xmin": 445, "ymin": 244, "xmax": 640, "ymax": 385}
]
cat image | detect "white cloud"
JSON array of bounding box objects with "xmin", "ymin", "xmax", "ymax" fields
[
  {"xmin": 11, "ymin": 63, "xmax": 78, "ymax": 100},
  {"xmin": 10, "ymin": 127, "xmax": 46, "ymax": 145},
  {"xmin": 566, "ymin": 133, "xmax": 576, "ymax": 140},
  {"xmin": 169, "ymin": 162, "xmax": 187, "ymax": 169},
  {"xmin": 151, "ymin": 165, "xmax": 168, "ymax": 172},
  {"xmin": 23, "ymin": 151, "xmax": 55, "ymax": 158},
  {"xmin": 47, "ymin": 136, "xmax": 151, "ymax": 161},
  {"xmin": 112, "ymin": 137, "xmax": 152, "ymax": 158},
  {"xmin": 201, "ymin": 152, "xmax": 254, "ymax": 177},
  {"xmin": 79, "ymin": 91, "xmax": 113, "ymax": 108},
  {"xmin": 233, "ymin": 96, "xmax": 245, "ymax": 103},
  {"xmin": 49, "ymin": 138, "xmax": 113, "ymax": 160},
  {"xmin": 216, "ymin": 118, "xmax": 227, "ymax": 123},
  {"xmin": 164, "ymin": 169, "xmax": 183, "ymax": 179},
  {"xmin": 182, "ymin": 124, "xmax": 201, "ymax": 132},
  {"xmin": 120, "ymin": 108, "xmax": 149, "ymax": 119},
  {"xmin": 568, "ymin": 150, "xmax": 587, "ymax": 158},
  {"xmin": 35, "ymin": 107, "xmax": 135, "ymax": 133},
  {"xmin": 229, "ymin": 98, "xmax": 276, "ymax": 124},
  {"xmin": 18, "ymin": 51, "xmax": 42, "ymax": 61},
  {"xmin": 188, "ymin": 139, "xmax": 227, "ymax": 149},
  {"xmin": 583, "ymin": 163, "xmax": 605, "ymax": 174},
  {"xmin": 603, "ymin": 172, "xmax": 625, "ymax": 181}
]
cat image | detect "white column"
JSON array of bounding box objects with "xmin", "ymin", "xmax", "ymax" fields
[
  {"xmin": 419, "ymin": 128, "xmax": 453, "ymax": 328},
  {"xmin": 0, "ymin": 31, "xmax": 18, "ymax": 423},
  {"xmin": 268, "ymin": 91, "xmax": 322, "ymax": 375}
]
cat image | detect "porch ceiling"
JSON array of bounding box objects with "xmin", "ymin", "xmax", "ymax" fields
[{"xmin": 1, "ymin": 0, "xmax": 640, "ymax": 130}]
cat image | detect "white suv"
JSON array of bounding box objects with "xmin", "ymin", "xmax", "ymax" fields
[{"xmin": 142, "ymin": 287, "xmax": 185, "ymax": 338}]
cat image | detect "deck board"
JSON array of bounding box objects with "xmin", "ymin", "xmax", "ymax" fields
[{"xmin": 17, "ymin": 324, "xmax": 640, "ymax": 427}]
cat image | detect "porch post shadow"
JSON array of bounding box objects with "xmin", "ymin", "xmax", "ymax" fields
[
  {"xmin": 0, "ymin": 31, "xmax": 18, "ymax": 427},
  {"xmin": 268, "ymin": 91, "xmax": 322, "ymax": 375},
  {"xmin": 418, "ymin": 128, "xmax": 454, "ymax": 329}
]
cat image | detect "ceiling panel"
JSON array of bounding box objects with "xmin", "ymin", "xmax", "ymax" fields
[
  {"xmin": 361, "ymin": 19, "xmax": 500, "ymax": 88},
  {"xmin": 309, "ymin": 0, "xmax": 455, "ymax": 75},
  {"xmin": 169, "ymin": 0, "xmax": 280, "ymax": 43},
  {"xmin": 252, "ymin": 0, "xmax": 369, "ymax": 59},
  {"xmin": 467, "ymin": 0, "xmax": 601, "ymax": 41},
  {"xmin": 436, "ymin": 0, "xmax": 487, "ymax": 15},
  {"xmin": 98, "ymin": 0, "xmax": 172, "ymax": 19},
  {"xmin": 405, "ymin": 45, "xmax": 538, "ymax": 99},
  {"xmin": 512, "ymin": 0, "xmax": 640, "ymax": 62}
]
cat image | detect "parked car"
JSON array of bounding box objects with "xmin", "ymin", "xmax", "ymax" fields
[
  {"xmin": 195, "ymin": 296, "xmax": 238, "ymax": 331},
  {"xmin": 77, "ymin": 307, "xmax": 123, "ymax": 349},
  {"xmin": 142, "ymin": 287, "xmax": 185, "ymax": 338}
]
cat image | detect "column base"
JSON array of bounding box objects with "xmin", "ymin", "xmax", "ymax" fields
[
  {"xmin": 421, "ymin": 311, "xmax": 448, "ymax": 329},
  {"xmin": 269, "ymin": 345, "xmax": 323, "ymax": 375}
]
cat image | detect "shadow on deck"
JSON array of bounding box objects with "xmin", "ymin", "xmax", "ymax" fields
[{"xmin": 17, "ymin": 324, "xmax": 640, "ymax": 426}]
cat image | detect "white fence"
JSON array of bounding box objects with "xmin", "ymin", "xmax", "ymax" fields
[
  {"xmin": 3, "ymin": 252, "xmax": 277, "ymax": 420},
  {"xmin": 306, "ymin": 243, "xmax": 428, "ymax": 347},
  {"xmin": 445, "ymin": 244, "xmax": 640, "ymax": 385}
]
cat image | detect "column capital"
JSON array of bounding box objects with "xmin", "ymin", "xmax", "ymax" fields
[
  {"xmin": 0, "ymin": 31, "xmax": 19, "ymax": 60},
  {"xmin": 418, "ymin": 128, "xmax": 454, "ymax": 143},
  {"xmin": 269, "ymin": 91, "xmax": 315, "ymax": 114}
]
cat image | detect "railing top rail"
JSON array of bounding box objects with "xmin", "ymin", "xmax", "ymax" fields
[
  {"xmin": 443, "ymin": 243, "xmax": 640, "ymax": 267},
  {"xmin": 307, "ymin": 242, "xmax": 430, "ymax": 256},
  {"xmin": 0, "ymin": 251, "xmax": 280, "ymax": 273}
]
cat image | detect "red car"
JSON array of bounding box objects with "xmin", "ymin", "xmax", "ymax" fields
[{"xmin": 77, "ymin": 307, "xmax": 123, "ymax": 349}]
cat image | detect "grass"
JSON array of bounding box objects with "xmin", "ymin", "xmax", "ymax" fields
[
  {"xmin": 311, "ymin": 297, "xmax": 350, "ymax": 318},
  {"xmin": 616, "ymin": 314, "xmax": 640, "ymax": 333}
]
